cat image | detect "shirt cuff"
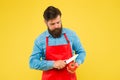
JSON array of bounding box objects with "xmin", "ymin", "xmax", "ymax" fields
[
  {"xmin": 75, "ymin": 60, "xmax": 82, "ymax": 65},
  {"xmin": 47, "ymin": 61, "xmax": 54, "ymax": 70}
]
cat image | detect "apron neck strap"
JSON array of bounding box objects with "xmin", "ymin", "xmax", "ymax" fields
[
  {"xmin": 63, "ymin": 33, "xmax": 70, "ymax": 43},
  {"xmin": 46, "ymin": 37, "xmax": 48, "ymax": 46}
]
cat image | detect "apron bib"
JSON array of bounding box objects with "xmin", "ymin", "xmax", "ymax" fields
[{"xmin": 42, "ymin": 33, "xmax": 76, "ymax": 80}]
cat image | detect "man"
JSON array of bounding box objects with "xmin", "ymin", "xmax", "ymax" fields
[{"xmin": 29, "ymin": 6, "xmax": 86, "ymax": 80}]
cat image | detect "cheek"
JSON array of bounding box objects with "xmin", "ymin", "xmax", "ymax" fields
[
  {"xmin": 59, "ymin": 24, "xmax": 62, "ymax": 27},
  {"xmin": 58, "ymin": 25, "xmax": 62, "ymax": 29},
  {"xmin": 47, "ymin": 24, "xmax": 53, "ymax": 30},
  {"xmin": 58, "ymin": 23, "xmax": 62, "ymax": 27},
  {"xmin": 48, "ymin": 25, "xmax": 54, "ymax": 31}
]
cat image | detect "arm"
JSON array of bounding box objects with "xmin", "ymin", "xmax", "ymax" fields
[
  {"xmin": 67, "ymin": 32, "xmax": 86, "ymax": 73},
  {"xmin": 29, "ymin": 39, "xmax": 54, "ymax": 71},
  {"xmin": 72, "ymin": 33, "xmax": 86, "ymax": 65}
]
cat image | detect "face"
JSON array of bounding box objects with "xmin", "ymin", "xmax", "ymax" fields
[{"xmin": 45, "ymin": 15, "xmax": 62, "ymax": 38}]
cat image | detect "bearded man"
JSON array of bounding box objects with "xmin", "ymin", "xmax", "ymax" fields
[{"xmin": 29, "ymin": 6, "xmax": 86, "ymax": 80}]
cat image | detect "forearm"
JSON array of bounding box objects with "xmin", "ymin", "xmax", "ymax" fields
[
  {"xmin": 29, "ymin": 56, "xmax": 54, "ymax": 71},
  {"xmin": 75, "ymin": 50, "xmax": 86, "ymax": 65}
]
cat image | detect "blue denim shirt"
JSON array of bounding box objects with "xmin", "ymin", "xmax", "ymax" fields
[{"xmin": 29, "ymin": 28, "xmax": 86, "ymax": 71}]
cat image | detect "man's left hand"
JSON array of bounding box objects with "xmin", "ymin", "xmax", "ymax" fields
[{"xmin": 67, "ymin": 62, "xmax": 79, "ymax": 73}]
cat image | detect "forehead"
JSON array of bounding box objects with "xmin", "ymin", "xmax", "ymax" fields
[{"xmin": 48, "ymin": 15, "xmax": 61, "ymax": 23}]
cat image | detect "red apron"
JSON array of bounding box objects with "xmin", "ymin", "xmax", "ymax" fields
[{"xmin": 42, "ymin": 33, "xmax": 76, "ymax": 80}]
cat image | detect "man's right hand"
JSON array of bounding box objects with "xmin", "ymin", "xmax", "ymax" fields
[{"xmin": 53, "ymin": 60, "xmax": 66, "ymax": 70}]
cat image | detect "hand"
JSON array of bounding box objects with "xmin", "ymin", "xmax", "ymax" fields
[
  {"xmin": 53, "ymin": 60, "xmax": 66, "ymax": 70},
  {"xmin": 67, "ymin": 62, "xmax": 78, "ymax": 73}
]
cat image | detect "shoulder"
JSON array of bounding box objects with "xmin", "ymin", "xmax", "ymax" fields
[
  {"xmin": 63, "ymin": 28, "xmax": 76, "ymax": 36},
  {"xmin": 34, "ymin": 30, "xmax": 47, "ymax": 44}
]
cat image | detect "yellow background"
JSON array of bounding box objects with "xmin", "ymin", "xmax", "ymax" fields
[{"xmin": 0, "ymin": 0, "xmax": 120, "ymax": 80}]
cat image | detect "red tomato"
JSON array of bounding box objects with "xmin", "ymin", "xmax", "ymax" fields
[{"xmin": 67, "ymin": 61, "xmax": 78, "ymax": 72}]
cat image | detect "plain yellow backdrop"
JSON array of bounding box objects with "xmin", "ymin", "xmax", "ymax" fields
[{"xmin": 0, "ymin": 0, "xmax": 120, "ymax": 80}]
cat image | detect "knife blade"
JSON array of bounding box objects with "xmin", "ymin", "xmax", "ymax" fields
[{"xmin": 65, "ymin": 54, "xmax": 78, "ymax": 64}]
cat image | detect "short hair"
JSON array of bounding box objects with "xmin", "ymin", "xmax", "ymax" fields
[{"xmin": 43, "ymin": 6, "xmax": 62, "ymax": 21}]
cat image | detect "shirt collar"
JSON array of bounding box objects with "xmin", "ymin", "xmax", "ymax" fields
[{"xmin": 45, "ymin": 28, "xmax": 65, "ymax": 37}]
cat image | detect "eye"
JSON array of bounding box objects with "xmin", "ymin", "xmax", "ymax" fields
[
  {"xmin": 57, "ymin": 22, "xmax": 59, "ymax": 24},
  {"xmin": 57, "ymin": 21, "xmax": 61, "ymax": 24},
  {"xmin": 50, "ymin": 23, "xmax": 55, "ymax": 25}
]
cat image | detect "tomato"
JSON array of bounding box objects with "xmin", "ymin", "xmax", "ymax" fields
[{"xmin": 67, "ymin": 61, "xmax": 78, "ymax": 72}]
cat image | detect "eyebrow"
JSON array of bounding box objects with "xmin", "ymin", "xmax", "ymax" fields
[{"xmin": 50, "ymin": 20, "xmax": 61, "ymax": 25}]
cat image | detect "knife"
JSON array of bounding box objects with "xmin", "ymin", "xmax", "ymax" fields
[{"xmin": 65, "ymin": 54, "xmax": 78, "ymax": 64}]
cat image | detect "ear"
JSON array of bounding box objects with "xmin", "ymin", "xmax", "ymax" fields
[
  {"xmin": 44, "ymin": 20, "xmax": 47, "ymax": 25},
  {"xmin": 44, "ymin": 20, "xmax": 49, "ymax": 28}
]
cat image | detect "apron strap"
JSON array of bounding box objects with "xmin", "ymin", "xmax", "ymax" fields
[
  {"xmin": 46, "ymin": 37, "xmax": 48, "ymax": 46},
  {"xmin": 64, "ymin": 33, "xmax": 70, "ymax": 43}
]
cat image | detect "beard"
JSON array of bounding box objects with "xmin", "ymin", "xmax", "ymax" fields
[{"xmin": 48, "ymin": 25, "xmax": 62, "ymax": 38}]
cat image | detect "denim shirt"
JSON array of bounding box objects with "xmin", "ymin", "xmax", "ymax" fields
[{"xmin": 29, "ymin": 28, "xmax": 86, "ymax": 71}]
